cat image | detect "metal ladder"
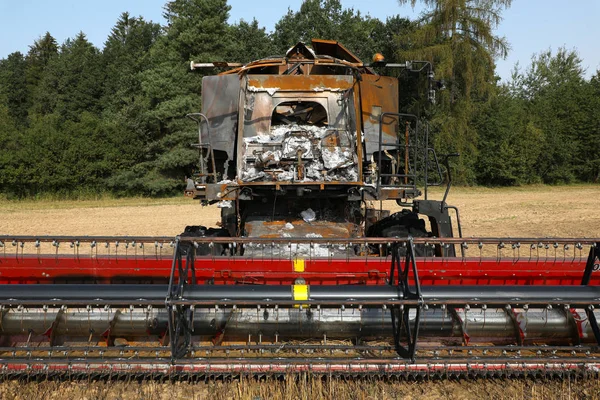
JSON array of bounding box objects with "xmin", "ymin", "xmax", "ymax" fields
[
  {"xmin": 376, "ymin": 112, "xmax": 420, "ymax": 197},
  {"xmin": 187, "ymin": 113, "xmax": 217, "ymax": 184}
]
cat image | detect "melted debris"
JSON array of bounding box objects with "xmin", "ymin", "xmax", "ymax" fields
[
  {"xmin": 300, "ymin": 208, "xmax": 316, "ymax": 223},
  {"xmin": 241, "ymin": 124, "xmax": 357, "ymax": 183},
  {"xmin": 217, "ymin": 200, "xmax": 232, "ymax": 208}
]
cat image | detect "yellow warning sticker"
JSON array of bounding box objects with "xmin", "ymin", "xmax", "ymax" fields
[
  {"xmin": 293, "ymin": 258, "xmax": 305, "ymax": 272},
  {"xmin": 292, "ymin": 284, "xmax": 309, "ymax": 301}
]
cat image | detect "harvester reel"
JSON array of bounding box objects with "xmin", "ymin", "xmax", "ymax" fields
[{"xmin": 0, "ymin": 236, "xmax": 600, "ymax": 378}]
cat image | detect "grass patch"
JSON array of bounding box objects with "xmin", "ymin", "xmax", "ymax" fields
[
  {"xmin": 0, "ymin": 195, "xmax": 192, "ymax": 212},
  {"xmin": 1, "ymin": 184, "xmax": 598, "ymax": 212}
]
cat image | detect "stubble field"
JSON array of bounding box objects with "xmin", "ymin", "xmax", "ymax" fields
[
  {"xmin": 0, "ymin": 184, "xmax": 599, "ymax": 399},
  {"xmin": 2, "ymin": 185, "xmax": 598, "ymax": 238}
]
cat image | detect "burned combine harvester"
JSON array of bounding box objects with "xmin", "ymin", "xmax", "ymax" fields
[{"xmin": 1, "ymin": 40, "xmax": 600, "ymax": 378}]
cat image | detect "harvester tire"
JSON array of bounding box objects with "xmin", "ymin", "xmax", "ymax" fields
[
  {"xmin": 181, "ymin": 225, "xmax": 230, "ymax": 256},
  {"xmin": 367, "ymin": 210, "xmax": 433, "ymax": 257}
]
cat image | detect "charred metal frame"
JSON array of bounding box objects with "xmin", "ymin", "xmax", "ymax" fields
[
  {"xmin": 186, "ymin": 113, "xmax": 217, "ymax": 186},
  {"xmin": 376, "ymin": 112, "xmax": 419, "ymax": 197}
]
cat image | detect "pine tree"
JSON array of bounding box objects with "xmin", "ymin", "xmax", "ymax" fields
[
  {"xmin": 0, "ymin": 52, "xmax": 29, "ymax": 126},
  {"xmin": 226, "ymin": 18, "xmax": 276, "ymax": 63},
  {"xmin": 0, "ymin": 104, "xmax": 23, "ymax": 196},
  {"xmin": 582, "ymin": 71, "xmax": 600, "ymax": 182},
  {"xmin": 102, "ymin": 12, "xmax": 161, "ymax": 114},
  {"xmin": 397, "ymin": 0, "xmax": 511, "ymax": 101},
  {"xmin": 33, "ymin": 33, "xmax": 103, "ymax": 121},
  {"xmin": 25, "ymin": 32, "xmax": 58, "ymax": 115},
  {"xmin": 107, "ymin": 0, "xmax": 232, "ymax": 195},
  {"xmin": 163, "ymin": 0, "xmax": 232, "ymax": 61}
]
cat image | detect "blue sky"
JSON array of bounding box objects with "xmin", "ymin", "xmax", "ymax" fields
[{"xmin": 1, "ymin": 0, "xmax": 599, "ymax": 82}]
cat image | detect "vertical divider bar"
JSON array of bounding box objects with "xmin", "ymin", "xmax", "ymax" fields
[
  {"xmin": 166, "ymin": 238, "xmax": 180, "ymax": 361},
  {"xmin": 389, "ymin": 237, "xmax": 422, "ymax": 361},
  {"xmin": 582, "ymin": 243, "xmax": 600, "ymax": 345},
  {"xmin": 166, "ymin": 238, "xmax": 197, "ymax": 361},
  {"xmin": 580, "ymin": 242, "xmax": 600, "ymax": 286}
]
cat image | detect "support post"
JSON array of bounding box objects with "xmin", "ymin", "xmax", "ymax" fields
[
  {"xmin": 166, "ymin": 238, "xmax": 197, "ymax": 361},
  {"xmin": 389, "ymin": 237, "xmax": 422, "ymax": 361},
  {"xmin": 582, "ymin": 243, "xmax": 600, "ymax": 345}
]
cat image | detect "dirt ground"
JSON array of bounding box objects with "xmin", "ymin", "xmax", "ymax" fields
[
  {"xmin": 1, "ymin": 377, "xmax": 600, "ymax": 400},
  {"xmin": 1, "ymin": 184, "xmax": 599, "ymax": 399}
]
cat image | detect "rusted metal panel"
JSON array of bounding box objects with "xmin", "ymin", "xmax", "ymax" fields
[
  {"xmin": 311, "ymin": 39, "xmax": 362, "ymax": 64},
  {"xmin": 359, "ymin": 74, "xmax": 399, "ymax": 157},
  {"xmin": 352, "ymin": 81, "xmax": 364, "ymax": 182},
  {"xmin": 247, "ymin": 75, "xmax": 354, "ymax": 92},
  {"xmin": 201, "ymin": 75, "xmax": 241, "ymax": 160},
  {"xmin": 244, "ymin": 219, "xmax": 356, "ymax": 239}
]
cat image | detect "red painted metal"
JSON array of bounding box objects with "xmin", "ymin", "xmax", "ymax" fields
[{"xmin": 0, "ymin": 254, "xmax": 594, "ymax": 286}]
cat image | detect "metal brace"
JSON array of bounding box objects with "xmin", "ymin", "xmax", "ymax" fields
[{"xmin": 389, "ymin": 237, "xmax": 422, "ymax": 361}]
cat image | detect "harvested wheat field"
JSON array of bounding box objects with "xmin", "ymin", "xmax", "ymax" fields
[{"xmin": 1, "ymin": 184, "xmax": 600, "ymax": 400}]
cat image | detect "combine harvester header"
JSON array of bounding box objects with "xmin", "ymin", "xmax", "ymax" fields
[{"xmin": 1, "ymin": 40, "xmax": 599, "ymax": 379}]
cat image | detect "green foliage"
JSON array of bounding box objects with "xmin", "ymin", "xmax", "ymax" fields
[
  {"xmin": 0, "ymin": 105, "xmax": 23, "ymax": 195},
  {"xmin": 393, "ymin": 0, "xmax": 513, "ymax": 184},
  {"xmin": 272, "ymin": 0, "xmax": 408, "ymax": 62},
  {"xmin": 474, "ymin": 87, "xmax": 543, "ymax": 185},
  {"xmin": 32, "ymin": 33, "xmax": 103, "ymax": 121},
  {"xmin": 112, "ymin": 0, "xmax": 233, "ymax": 196},
  {"xmin": 582, "ymin": 71, "xmax": 600, "ymax": 182},
  {"xmin": 510, "ymin": 48, "xmax": 591, "ymax": 183},
  {"xmin": 0, "ymin": 52, "xmax": 29, "ymax": 126},
  {"xmin": 163, "ymin": 0, "xmax": 232, "ymax": 61},
  {"xmin": 102, "ymin": 13, "xmax": 161, "ymax": 115},
  {"xmin": 25, "ymin": 32, "xmax": 59, "ymax": 115},
  {"xmin": 397, "ymin": 0, "xmax": 511, "ymax": 101},
  {"xmin": 227, "ymin": 18, "xmax": 277, "ymax": 62}
]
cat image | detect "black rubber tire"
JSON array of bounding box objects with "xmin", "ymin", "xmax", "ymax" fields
[
  {"xmin": 367, "ymin": 210, "xmax": 433, "ymax": 257},
  {"xmin": 181, "ymin": 226, "xmax": 230, "ymax": 256}
]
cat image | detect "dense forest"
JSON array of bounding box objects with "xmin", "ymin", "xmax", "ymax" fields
[{"xmin": 0, "ymin": 0, "xmax": 598, "ymax": 198}]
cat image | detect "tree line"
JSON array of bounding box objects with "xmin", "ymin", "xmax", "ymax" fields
[{"xmin": 0, "ymin": 0, "xmax": 598, "ymax": 198}]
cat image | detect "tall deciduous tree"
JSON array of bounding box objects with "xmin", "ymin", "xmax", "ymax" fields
[
  {"xmin": 395, "ymin": 0, "xmax": 513, "ymax": 183},
  {"xmin": 273, "ymin": 0, "xmax": 405, "ymax": 62},
  {"xmin": 511, "ymin": 48, "xmax": 589, "ymax": 183},
  {"xmin": 272, "ymin": 0, "xmax": 346, "ymax": 52}
]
